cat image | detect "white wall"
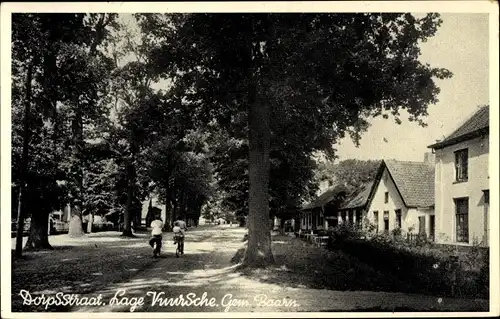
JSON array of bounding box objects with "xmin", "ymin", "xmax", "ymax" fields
[
  {"xmin": 405, "ymin": 207, "xmax": 435, "ymax": 235},
  {"xmin": 366, "ymin": 167, "xmax": 408, "ymax": 232},
  {"xmin": 198, "ymin": 216, "xmax": 207, "ymax": 225},
  {"xmin": 434, "ymin": 134, "xmax": 489, "ymax": 245},
  {"xmin": 365, "ymin": 167, "xmax": 434, "ymax": 234}
]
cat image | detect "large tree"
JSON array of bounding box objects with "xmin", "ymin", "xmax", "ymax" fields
[
  {"xmin": 137, "ymin": 13, "xmax": 451, "ymax": 267},
  {"xmin": 63, "ymin": 14, "xmax": 117, "ymax": 237},
  {"xmin": 11, "ymin": 13, "xmax": 116, "ymax": 253}
]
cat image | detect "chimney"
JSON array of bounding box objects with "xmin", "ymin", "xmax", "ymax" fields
[{"xmin": 424, "ymin": 152, "xmax": 435, "ymax": 167}]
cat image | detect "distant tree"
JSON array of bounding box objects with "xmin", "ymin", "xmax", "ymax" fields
[
  {"xmin": 209, "ymin": 127, "xmax": 319, "ymax": 233},
  {"xmin": 316, "ymin": 159, "xmax": 381, "ymax": 193}
]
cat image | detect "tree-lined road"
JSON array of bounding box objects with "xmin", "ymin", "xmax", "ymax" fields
[{"xmin": 68, "ymin": 226, "xmax": 488, "ymax": 313}]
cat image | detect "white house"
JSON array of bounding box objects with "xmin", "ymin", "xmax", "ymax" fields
[
  {"xmin": 428, "ymin": 105, "xmax": 489, "ymax": 246},
  {"xmin": 364, "ymin": 158, "xmax": 435, "ymax": 238}
]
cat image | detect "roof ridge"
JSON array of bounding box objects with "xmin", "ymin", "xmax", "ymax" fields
[
  {"xmin": 385, "ymin": 159, "xmax": 428, "ymax": 165},
  {"xmin": 441, "ymin": 105, "xmax": 489, "ymax": 142}
]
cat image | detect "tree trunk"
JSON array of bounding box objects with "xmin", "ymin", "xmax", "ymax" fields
[
  {"xmin": 171, "ymin": 190, "xmax": 178, "ymax": 225},
  {"xmin": 68, "ymin": 205, "xmax": 85, "ymax": 237},
  {"xmin": 15, "ymin": 60, "xmax": 34, "ymax": 258},
  {"xmin": 87, "ymin": 213, "xmax": 93, "ymax": 233},
  {"xmin": 68, "ymin": 105, "xmax": 85, "ymax": 237},
  {"xmin": 25, "ymin": 210, "xmax": 53, "ymax": 250},
  {"xmin": 164, "ymin": 189, "xmax": 172, "ymax": 231},
  {"xmin": 280, "ymin": 216, "xmax": 286, "ymax": 235},
  {"xmin": 121, "ymin": 162, "xmax": 135, "ymax": 237},
  {"xmin": 243, "ymin": 88, "xmax": 274, "ymax": 268},
  {"xmin": 179, "ymin": 189, "xmax": 186, "ymax": 220}
]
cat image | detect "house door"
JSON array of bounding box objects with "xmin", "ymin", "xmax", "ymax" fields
[
  {"xmin": 383, "ymin": 211, "xmax": 389, "ymax": 233},
  {"xmin": 418, "ymin": 216, "xmax": 426, "ymax": 236},
  {"xmin": 429, "ymin": 215, "xmax": 435, "ymax": 241},
  {"xmin": 373, "ymin": 211, "xmax": 379, "ymax": 233}
]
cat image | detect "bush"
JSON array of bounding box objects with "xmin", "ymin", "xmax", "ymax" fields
[
  {"xmin": 338, "ymin": 237, "xmax": 450, "ymax": 295},
  {"xmin": 329, "ymin": 227, "xmax": 489, "ymax": 299},
  {"xmin": 327, "ymin": 224, "xmax": 363, "ymax": 250}
]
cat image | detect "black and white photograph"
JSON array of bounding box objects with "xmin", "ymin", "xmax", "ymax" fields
[{"xmin": 1, "ymin": 1, "xmax": 498, "ymax": 317}]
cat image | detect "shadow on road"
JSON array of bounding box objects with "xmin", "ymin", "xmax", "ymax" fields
[
  {"xmin": 11, "ymin": 228, "xmax": 230, "ymax": 312},
  {"xmin": 233, "ymin": 236, "xmax": 427, "ymax": 295}
]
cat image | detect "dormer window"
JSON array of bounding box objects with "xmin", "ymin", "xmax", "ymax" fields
[{"xmin": 454, "ymin": 148, "xmax": 468, "ymax": 182}]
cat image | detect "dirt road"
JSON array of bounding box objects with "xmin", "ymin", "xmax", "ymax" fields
[{"xmin": 71, "ymin": 226, "xmax": 488, "ymax": 313}]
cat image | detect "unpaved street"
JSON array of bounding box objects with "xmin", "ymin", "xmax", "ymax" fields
[{"xmin": 70, "ymin": 226, "xmax": 488, "ymax": 313}]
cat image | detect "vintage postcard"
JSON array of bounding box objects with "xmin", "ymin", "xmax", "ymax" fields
[{"xmin": 1, "ymin": 1, "xmax": 498, "ymax": 318}]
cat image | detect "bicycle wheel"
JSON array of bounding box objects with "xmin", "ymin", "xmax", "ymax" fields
[{"xmin": 176, "ymin": 243, "xmax": 180, "ymax": 257}]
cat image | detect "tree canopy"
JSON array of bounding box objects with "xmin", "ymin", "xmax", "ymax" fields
[
  {"xmin": 11, "ymin": 13, "xmax": 451, "ymax": 265},
  {"xmin": 136, "ymin": 13, "xmax": 452, "ymax": 266}
]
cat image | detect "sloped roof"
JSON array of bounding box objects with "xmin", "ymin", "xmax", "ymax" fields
[
  {"xmin": 428, "ymin": 105, "xmax": 489, "ymax": 149},
  {"xmin": 303, "ymin": 184, "xmax": 348, "ymax": 210},
  {"xmin": 339, "ymin": 181, "xmax": 374, "ymax": 210},
  {"xmin": 384, "ymin": 160, "xmax": 435, "ymax": 208}
]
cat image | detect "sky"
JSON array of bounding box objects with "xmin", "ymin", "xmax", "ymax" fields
[{"xmin": 335, "ymin": 13, "xmax": 490, "ymax": 162}]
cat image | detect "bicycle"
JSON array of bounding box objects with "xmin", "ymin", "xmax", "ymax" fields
[
  {"xmin": 150, "ymin": 235, "xmax": 162, "ymax": 258},
  {"xmin": 174, "ymin": 233, "xmax": 185, "ymax": 257}
]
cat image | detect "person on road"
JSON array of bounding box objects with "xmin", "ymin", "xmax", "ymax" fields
[
  {"xmin": 172, "ymin": 216, "xmax": 187, "ymax": 254},
  {"xmin": 149, "ymin": 214, "xmax": 163, "ymax": 258}
]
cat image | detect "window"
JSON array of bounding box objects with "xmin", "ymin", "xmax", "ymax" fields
[
  {"xmin": 395, "ymin": 209, "xmax": 402, "ymax": 228},
  {"xmin": 384, "ymin": 192, "xmax": 389, "ymax": 203},
  {"xmin": 454, "ymin": 149, "xmax": 468, "ymax": 182},
  {"xmin": 455, "ymin": 197, "xmax": 469, "ymax": 243},
  {"xmin": 355, "ymin": 210, "xmax": 362, "ymax": 228},
  {"xmin": 373, "ymin": 211, "xmax": 379, "ymax": 232},
  {"xmin": 383, "ymin": 211, "xmax": 389, "ymax": 232}
]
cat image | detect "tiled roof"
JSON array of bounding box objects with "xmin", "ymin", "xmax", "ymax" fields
[
  {"xmin": 339, "ymin": 181, "xmax": 374, "ymax": 210},
  {"xmin": 428, "ymin": 105, "xmax": 489, "ymax": 149},
  {"xmin": 384, "ymin": 160, "xmax": 435, "ymax": 208},
  {"xmin": 303, "ymin": 184, "xmax": 348, "ymax": 210}
]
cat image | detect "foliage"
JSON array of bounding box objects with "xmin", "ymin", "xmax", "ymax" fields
[
  {"xmin": 316, "ymin": 159, "xmax": 381, "ymax": 192},
  {"xmin": 12, "ymin": 13, "xmax": 452, "ymax": 260},
  {"xmin": 82, "ymin": 158, "xmax": 119, "ymax": 215},
  {"xmin": 328, "ymin": 225, "xmax": 489, "ymax": 299},
  {"xmin": 135, "ymin": 12, "xmax": 452, "ymax": 266},
  {"xmin": 11, "ymin": 13, "xmax": 119, "ymax": 248}
]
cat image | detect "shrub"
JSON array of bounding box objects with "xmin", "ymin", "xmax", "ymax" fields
[
  {"xmin": 327, "ymin": 224, "xmax": 363, "ymax": 249},
  {"xmin": 332, "ymin": 232, "xmax": 489, "ymax": 299}
]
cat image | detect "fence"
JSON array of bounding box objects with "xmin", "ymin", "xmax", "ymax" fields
[{"xmin": 406, "ymin": 232, "xmax": 434, "ymax": 245}]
